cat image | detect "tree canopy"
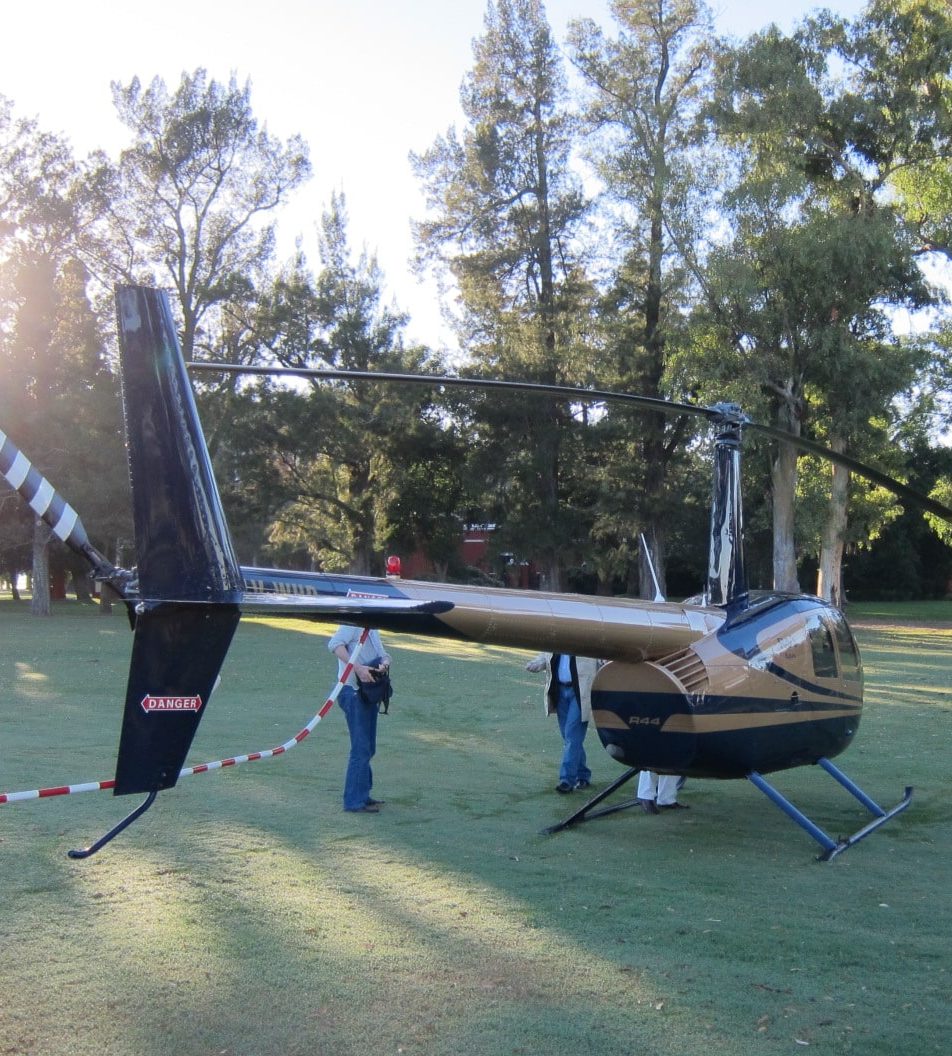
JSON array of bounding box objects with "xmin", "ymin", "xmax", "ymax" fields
[{"xmin": 2, "ymin": 0, "xmax": 952, "ymax": 609}]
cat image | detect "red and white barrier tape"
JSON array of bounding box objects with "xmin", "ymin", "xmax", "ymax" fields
[{"xmin": 0, "ymin": 627, "xmax": 370, "ymax": 806}]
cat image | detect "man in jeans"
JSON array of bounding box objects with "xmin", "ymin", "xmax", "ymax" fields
[
  {"xmin": 526, "ymin": 652, "xmax": 599, "ymax": 794},
  {"xmin": 329, "ymin": 625, "xmax": 392, "ymax": 813}
]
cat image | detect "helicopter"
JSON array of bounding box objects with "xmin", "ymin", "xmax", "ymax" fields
[{"xmin": 2, "ymin": 283, "xmax": 946, "ymax": 860}]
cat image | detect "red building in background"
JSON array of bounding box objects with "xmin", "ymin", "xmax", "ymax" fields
[{"xmin": 397, "ymin": 524, "xmax": 539, "ymax": 588}]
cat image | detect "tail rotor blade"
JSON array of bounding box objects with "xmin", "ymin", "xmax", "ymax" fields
[{"xmin": 0, "ymin": 427, "xmax": 118, "ymax": 580}]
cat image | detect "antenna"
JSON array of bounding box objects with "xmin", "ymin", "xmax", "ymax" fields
[{"xmin": 639, "ymin": 534, "xmax": 665, "ymax": 602}]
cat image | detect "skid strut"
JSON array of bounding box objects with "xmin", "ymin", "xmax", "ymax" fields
[
  {"xmin": 67, "ymin": 790, "xmax": 158, "ymax": 859},
  {"xmin": 748, "ymin": 758, "xmax": 913, "ymax": 861},
  {"xmin": 541, "ymin": 767, "xmax": 642, "ymax": 834}
]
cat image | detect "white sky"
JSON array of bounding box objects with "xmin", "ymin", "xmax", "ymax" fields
[{"xmin": 4, "ymin": 0, "xmax": 868, "ymax": 349}]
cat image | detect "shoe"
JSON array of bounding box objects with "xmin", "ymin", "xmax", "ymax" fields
[
  {"xmin": 638, "ymin": 798, "xmax": 660, "ymax": 815},
  {"xmin": 366, "ymin": 798, "xmax": 385, "ymax": 807},
  {"xmin": 555, "ymin": 781, "xmax": 574, "ymax": 794},
  {"xmin": 659, "ymin": 801, "xmax": 690, "ymax": 810},
  {"xmin": 574, "ymin": 779, "xmax": 591, "ymax": 790},
  {"xmin": 346, "ymin": 804, "xmax": 379, "ymax": 813}
]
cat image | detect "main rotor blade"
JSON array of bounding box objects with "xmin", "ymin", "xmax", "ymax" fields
[
  {"xmin": 186, "ymin": 362, "xmax": 720, "ymax": 423},
  {"xmin": 187, "ymin": 361, "xmax": 952, "ymax": 527},
  {"xmin": 746, "ymin": 419, "xmax": 952, "ymax": 526}
]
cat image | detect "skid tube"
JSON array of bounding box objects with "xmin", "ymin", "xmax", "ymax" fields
[
  {"xmin": 540, "ymin": 767, "xmax": 642, "ymax": 834},
  {"xmin": 748, "ymin": 758, "xmax": 913, "ymax": 862}
]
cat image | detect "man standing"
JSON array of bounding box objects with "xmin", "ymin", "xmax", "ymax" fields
[
  {"xmin": 329, "ymin": 625, "xmax": 391, "ymax": 813},
  {"xmin": 526, "ymin": 652, "xmax": 598, "ymax": 793}
]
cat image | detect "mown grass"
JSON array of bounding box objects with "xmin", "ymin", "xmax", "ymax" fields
[{"xmin": 1, "ymin": 596, "xmax": 951, "ymax": 1056}]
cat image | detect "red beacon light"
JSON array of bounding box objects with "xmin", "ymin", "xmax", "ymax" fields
[{"xmin": 385, "ymin": 555, "xmax": 402, "ymax": 578}]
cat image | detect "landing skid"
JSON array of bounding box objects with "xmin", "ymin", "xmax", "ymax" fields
[
  {"xmin": 540, "ymin": 767, "xmax": 643, "ymax": 834},
  {"xmin": 748, "ymin": 758, "xmax": 913, "ymax": 861}
]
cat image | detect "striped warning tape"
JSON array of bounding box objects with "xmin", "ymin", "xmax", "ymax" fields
[{"xmin": 0, "ymin": 628, "xmax": 371, "ymax": 805}]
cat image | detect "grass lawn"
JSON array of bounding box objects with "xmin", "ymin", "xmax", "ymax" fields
[{"xmin": 1, "ymin": 596, "xmax": 951, "ymax": 1056}]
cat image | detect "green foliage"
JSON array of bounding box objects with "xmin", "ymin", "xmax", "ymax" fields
[
  {"xmin": 3, "ymin": 3, "xmax": 952, "ymax": 601},
  {"xmin": 413, "ymin": 0, "xmax": 585, "ymax": 328},
  {"xmin": 928, "ymin": 475, "xmax": 952, "ymax": 546},
  {"xmin": 692, "ymin": 0, "xmax": 951, "ymax": 590}
]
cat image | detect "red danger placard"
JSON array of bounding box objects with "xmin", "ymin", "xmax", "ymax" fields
[{"xmin": 140, "ymin": 695, "xmax": 203, "ymax": 713}]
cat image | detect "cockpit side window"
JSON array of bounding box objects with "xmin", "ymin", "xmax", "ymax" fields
[
  {"xmin": 831, "ymin": 617, "xmax": 862, "ymax": 679},
  {"xmin": 808, "ymin": 621, "xmax": 838, "ymax": 679}
]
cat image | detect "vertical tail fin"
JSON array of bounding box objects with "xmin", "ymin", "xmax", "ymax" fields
[
  {"xmin": 114, "ymin": 604, "xmax": 239, "ymax": 793},
  {"xmin": 115, "ymin": 285, "xmax": 243, "ymax": 601},
  {"xmin": 112, "ymin": 286, "xmax": 242, "ymax": 794}
]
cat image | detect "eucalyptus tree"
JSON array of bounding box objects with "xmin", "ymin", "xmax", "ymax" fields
[
  {"xmin": 699, "ymin": 0, "xmax": 950, "ymax": 597},
  {"xmin": 569, "ymin": 0, "xmax": 717, "ymax": 596},
  {"xmin": 93, "ymin": 69, "xmax": 310, "ymax": 361},
  {"xmin": 412, "ymin": 0, "xmax": 592, "ymax": 591}
]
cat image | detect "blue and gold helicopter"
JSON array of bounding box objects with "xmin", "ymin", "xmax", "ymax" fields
[{"xmin": 3, "ymin": 285, "xmax": 944, "ymax": 859}]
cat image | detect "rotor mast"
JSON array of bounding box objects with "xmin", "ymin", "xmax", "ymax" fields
[{"xmin": 706, "ymin": 405, "xmax": 748, "ymax": 610}]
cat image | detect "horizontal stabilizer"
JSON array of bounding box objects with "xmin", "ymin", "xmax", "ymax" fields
[{"xmin": 239, "ymin": 592, "xmax": 454, "ymax": 617}]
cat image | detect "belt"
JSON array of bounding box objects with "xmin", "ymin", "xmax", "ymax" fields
[{"xmin": 559, "ymin": 681, "xmax": 574, "ymax": 686}]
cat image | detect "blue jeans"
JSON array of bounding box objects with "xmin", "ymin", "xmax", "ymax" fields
[
  {"xmin": 556, "ymin": 684, "xmax": 590, "ymax": 786},
  {"xmin": 339, "ymin": 685, "xmax": 378, "ymax": 810}
]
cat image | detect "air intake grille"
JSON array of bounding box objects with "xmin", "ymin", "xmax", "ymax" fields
[{"xmin": 659, "ymin": 648, "xmax": 709, "ymax": 697}]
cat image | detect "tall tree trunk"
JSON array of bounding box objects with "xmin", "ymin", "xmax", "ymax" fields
[
  {"xmin": 30, "ymin": 517, "xmax": 52, "ymax": 617},
  {"xmin": 636, "ymin": 165, "xmax": 669, "ymax": 598},
  {"xmin": 817, "ymin": 438, "xmax": 849, "ymax": 607},
  {"xmin": 72, "ymin": 568, "xmax": 93, "ymax": 603},
  {"xmin": 771, "ymin": 441, "xmax": 800, "ymax": 592}
]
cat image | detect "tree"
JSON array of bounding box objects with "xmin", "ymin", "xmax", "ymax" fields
[
  {"xmin": 0, "ymin": 98, "xmax": 126, "ymax": 615},
  {"xmin": 413, "ymin": 0, "xmax": 592, "ymax": 590},
  {"xmin": 570, "ymin": 0, "xmax": 717, "ymax": 596},
  {"xmin": 95, "ymin": 69, "xmax": 311, "ymax": 360},
  {"xmin": 699, "ymin": 3, "xmax": 948, "ymax": 596}
]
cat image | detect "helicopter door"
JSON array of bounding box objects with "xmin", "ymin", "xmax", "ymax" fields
[{"xmin": 590, "ymin": 661, "xmax": 696, "ymax": 772}]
